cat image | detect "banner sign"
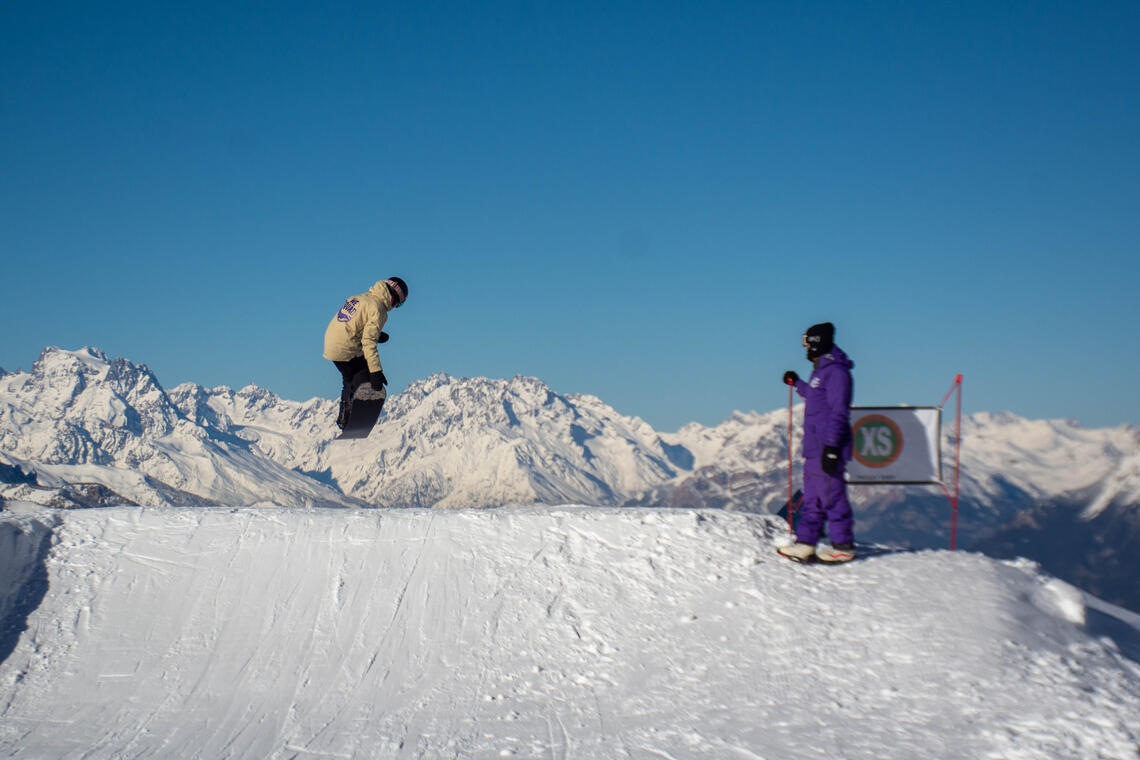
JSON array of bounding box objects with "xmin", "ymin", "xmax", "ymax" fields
[{"xmin": 846, "ymin": 407, "xmax": 942, "ymax": 485}]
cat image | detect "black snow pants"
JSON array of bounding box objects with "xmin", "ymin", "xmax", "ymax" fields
[{"xmin": 333, "ymin": 356, "xmax": 370, "ymax": 429}]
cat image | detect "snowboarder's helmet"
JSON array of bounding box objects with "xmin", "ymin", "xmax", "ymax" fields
[
  {"xmin": 386, "ymin": 277, "xmax": 408, "ymax": 308},
  {"xmin": 803, "ymin": 322, "xmax": 834, "ymax": 360}
]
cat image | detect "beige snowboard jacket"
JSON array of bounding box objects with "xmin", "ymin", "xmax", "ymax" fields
[{"xmin": 322, "ymin": 281, "xmax": 394, "ymax": 374}]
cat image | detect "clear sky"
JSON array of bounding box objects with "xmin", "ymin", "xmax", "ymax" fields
[{"xmin": 3, "ymin": 1, "xmax": 1138, "ymax": 431}]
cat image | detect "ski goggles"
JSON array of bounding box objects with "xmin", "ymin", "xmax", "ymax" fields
[{"xmin": 386, "ymin": 279, "xmax": 407, "ymax": 308}]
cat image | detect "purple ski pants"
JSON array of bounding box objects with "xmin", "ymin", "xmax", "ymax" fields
[{"xmin": 796, "ymin": 457, "xmax": 855, "ymax": 546}]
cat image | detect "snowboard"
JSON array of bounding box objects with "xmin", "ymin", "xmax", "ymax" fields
[{"xmin": 337, "ymin": 383, "xmax": 387, "ymax": 440}]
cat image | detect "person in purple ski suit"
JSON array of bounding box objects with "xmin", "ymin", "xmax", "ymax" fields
[{"xmin": 777, "ymin": 322, "xmax": 857, "ymax": 563}]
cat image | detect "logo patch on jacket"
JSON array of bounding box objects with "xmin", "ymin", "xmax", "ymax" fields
[
  {"xmin": 337, "ymin": 298, "xmax": 359, "ymax": 323},
  {"xmin": 810, "ymin": 377, "xmax": 821, "ymax": 388}
]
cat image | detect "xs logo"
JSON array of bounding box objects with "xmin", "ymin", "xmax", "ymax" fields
[
  {"xmin": 852, "ymin": 415, "xmax": 904, "ymax": 468},
  {"xmin": 860, "ymin": 426, "xmax": 895, "ymax": 456}
]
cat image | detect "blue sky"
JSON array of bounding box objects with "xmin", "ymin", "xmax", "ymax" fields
[{"xmin": 3, "ymin": 1, "xmax": 1138, "ymax": 431}]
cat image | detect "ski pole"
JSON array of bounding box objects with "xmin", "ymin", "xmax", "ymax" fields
[{"xmin": 787, "ymin": 382, "xmax": 794, "ymax": 536}]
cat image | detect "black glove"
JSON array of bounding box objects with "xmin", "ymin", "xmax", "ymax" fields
[
  {"xmin": 783, "ymin": 370, "xmax": 799, "ymax": 386},
  {"xmin": 370, "ymin": 371, "xmax": 388, "ymax": 390},
  {"xmin": 821, "ymin": 445, "xmax": 841, "ymax": 475},
  {"xmin": 378, "ymin": 331, "xmax": 389, "ymax": 344}
]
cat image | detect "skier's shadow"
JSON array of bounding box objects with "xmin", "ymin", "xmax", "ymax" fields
[
  {"xmin": 0, "ymin": 519, "xmax": 53, "ymax": 667},
  {"xmin": 1084, "ymin": 607, "xmax": 1140, "ymax": 665},
  {"xmin": 846, "ymin": 543, "xmax": 906, "ymax": 561}
]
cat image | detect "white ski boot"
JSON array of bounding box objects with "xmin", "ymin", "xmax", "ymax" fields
[
  {"xmin": 816, "ymin": 542, "xmax": 856, "ymax": 564},
  {"xmin": 776, "ymin": 542, "xmax": 817, "ymax": 562}
]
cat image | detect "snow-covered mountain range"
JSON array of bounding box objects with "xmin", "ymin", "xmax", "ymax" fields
[
  {"xmin": 3, "ymin": 346, "xmax": 1139, "ymax": 609},
  {"xmin": 0, "ymin": 347, "xmax": 361, "ymax": 509}
]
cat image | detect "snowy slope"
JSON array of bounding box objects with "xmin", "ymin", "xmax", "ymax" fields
[{"xmin": 1, "ymin": 506, "xmax": 1138, "ymax": 759}]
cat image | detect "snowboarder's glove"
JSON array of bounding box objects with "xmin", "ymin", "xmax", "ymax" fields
[
  {"xmin": 370, "ymin": 371, "xmax": 387, "ymax": 390},
  {"xmin": 783, "ymin": 370, "xmax": 799, "ymax": 386},
  {"xmin": 378, "ymin": 331, "xmax": 390, "ymax": 344},
  {"xmin": 821, "ymin": 445, "xmax": 841, "ymax": 475}
]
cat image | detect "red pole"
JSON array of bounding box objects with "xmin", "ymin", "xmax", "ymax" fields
[
  {"xmin": 938, "ymin": 374, "xmax": 964, "ymax": 550},
  {"xmin": 951, "ymin": 374, "xmax": 962, "ymax": 551},
  {"xmin": 787, "ymin": 383, "xmax": 795, "ymax": 536}
]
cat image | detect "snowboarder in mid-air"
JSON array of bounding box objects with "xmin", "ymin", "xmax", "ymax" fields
[
  {"xmin": 778, "ymin": 322, "xmax": 857, "ymax": 564},
  {"xmin": 323, "ymin": 277, "xmax": 408, "ymax": 437}
]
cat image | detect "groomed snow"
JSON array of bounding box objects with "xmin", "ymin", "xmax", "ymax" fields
[{"xmin": 1, "ymin": 506, "xmax": 1138, "ymax": 759}]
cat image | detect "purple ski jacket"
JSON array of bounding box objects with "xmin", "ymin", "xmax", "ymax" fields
[{"xmin": 793, "ymin": 345, "xmax": 855, "ymax": 461}]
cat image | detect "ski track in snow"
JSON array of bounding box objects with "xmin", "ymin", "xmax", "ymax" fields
[{"xmin": 0, "ymin": 506, "xmax": 1138, "ymax": 759}]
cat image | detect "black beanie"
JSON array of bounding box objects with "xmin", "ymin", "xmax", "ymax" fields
[{"xmin": 804, "ymin": 322, "xmax": 835, "ymax": 360}]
